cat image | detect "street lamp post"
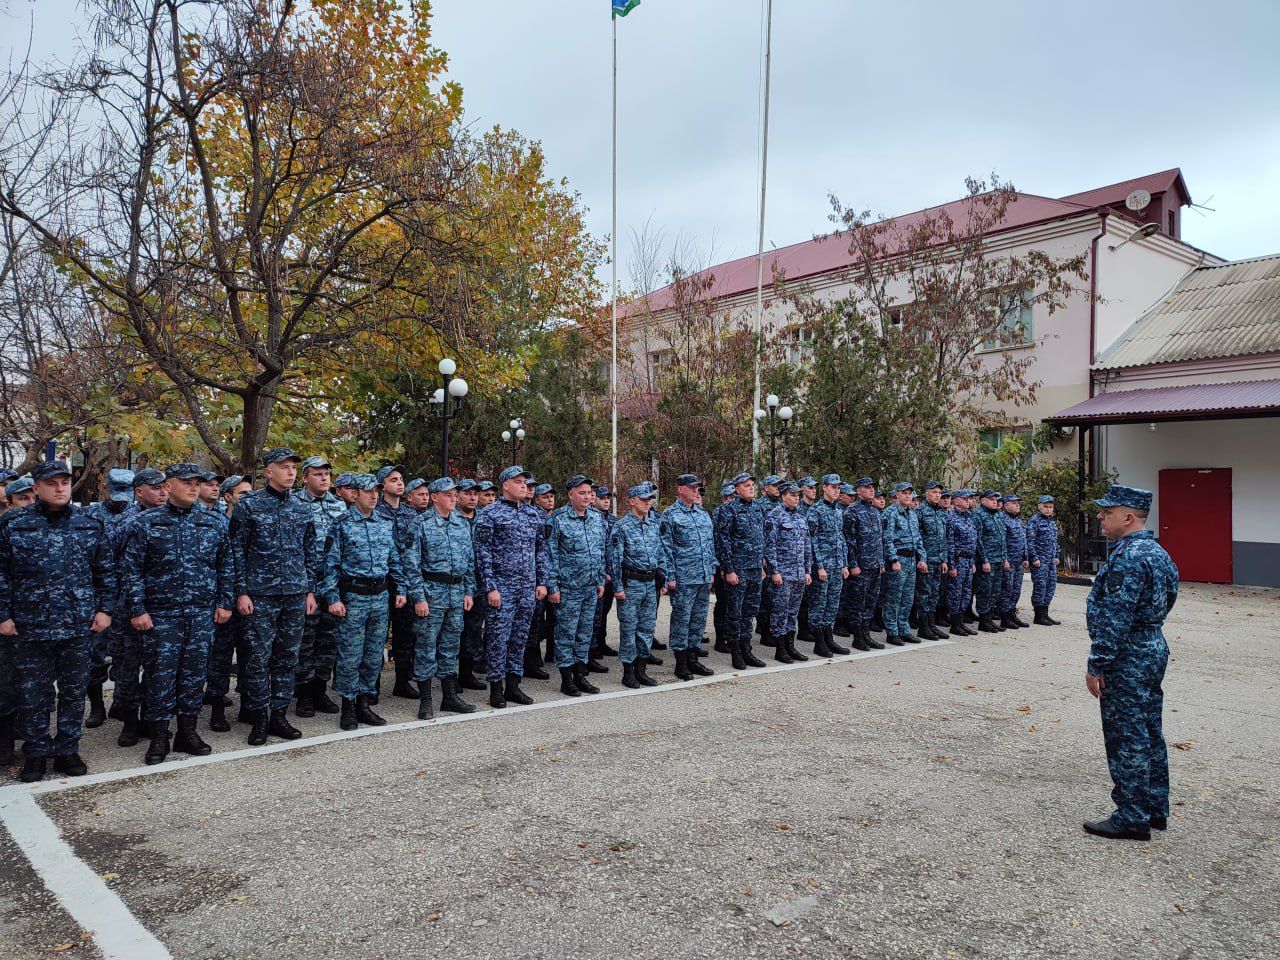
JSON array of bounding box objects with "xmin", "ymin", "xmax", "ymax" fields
[
  {"xmin": 753, "ymin": 393, "xmax": 794, "ymax": 476},
  {"xmin": 500, "ymin": 418, "xmax": 526, "ymax": 466},
  {"xmin": 430, "ymin": 358, "xmax": 468, "ymax": 476}
]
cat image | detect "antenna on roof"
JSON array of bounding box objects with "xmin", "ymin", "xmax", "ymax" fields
[
  {"xmin": 1187, "ymin": 195, "xmax": 1217, "ymax": 217},
  {"xmin": 1124, "ymin": 189, "xmax": 1152, "ymax": 212}
]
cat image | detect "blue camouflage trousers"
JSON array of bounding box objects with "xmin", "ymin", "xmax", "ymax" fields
[
  {"xmin": 947, "ymin": 559, "xmax": 975, "ymax": 615},
  {"xmin": 553, "ymin": 585, "xmax": 599, "ymax": 669},
  {"xmin": 242, "ymin": 593, "xmax": 307, "ymax": 712},
  {"xmin": 1031, "ymin": 561, "xmax": 1058, "ymax": 607},
  {"xmin": 756, "ymin": 576, "xmax": 774, "ymax": 637},
  {"xmin": 108, "ymin": 623, "xmax": 143, "ymax": 710},
  {"xmin": 12, "ymin": 631, "xmax": 91, "ymax": 758},
  {"xmin": 297, "ymin": 610, "xmax": 338, "ymax": 686},
  {"xmin": 712, "ymin": 574, "xmax": 729, "ymax": 640},
  {"xmin": 483, "ymin": 581, "xmax": 536, "ymax": 682},
  {"xmin": 667, "ymin": 583, "xmax": 711, "ymax": 652},
  {"xmin": 88, "ymin": 629, "xmax": 110, "ymax": 686},
  {"xmin": 882, "ymin": 562, "xmax": 917, "ymax": 637},
  {"xmin": 591, "ymin": 588, "xmax": 614, "ymax": 649},
  {"xmin": 412, "ymin": 584, "xmax": 465, "ymax": 683},
  {"xmin": 0, "ymin": 635, "xmax": 14, "ymax": 720},
  {"xmin": 461, "ymin": 603, "xmax": 486, "ymax": 663},
  {"xmin": 334, "ymin": 591, "xmax": 389, "ymax": 699},
  {"xmin": 616, "ymin": 580, "xmax": 657, "ymax": 664},
  {"xmin": 914, "ymin": 562, "xmax": 943, "ymax": 613},
  {"xmin": 805, "ymin": 573, "xmax": 841, "ymax": 629},
  {"xmin": 973, "ymin": 564, "xmax": 1002, "ymax": 616},
  {"xmin": 205, "ymin": 613, "xmax": 246, "ymax": 699},
  {"xmin": 769, "ymin": 578, "xmax": 806, "ymax": 637},
  {"xmin": 141, "ymin": 610, "xmax": 214, "ymax": 723},
  {"xmin": 847, "ymin": 565, "xmax": 882, "ymax": 625},
  {"xmin": 720, "ymin": 571, "xmax": 762, "ymax": 642},
  {"xmin": 1099, "ymin": 651, "xmax": 1170, "ymax": 828},
  {"xmin": 1000, "ymin": 564, "xmax": 1024, "ymax": 613}
]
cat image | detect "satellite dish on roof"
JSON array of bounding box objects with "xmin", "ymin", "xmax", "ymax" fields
[{"xmin": 1125, "ymin": 189, "xmax": 1152, "ymax": 212}]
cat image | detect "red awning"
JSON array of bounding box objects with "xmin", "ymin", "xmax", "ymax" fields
[{"xmin": 1046, "ymin": 378, "xmax": 1280, "ymax": 425}]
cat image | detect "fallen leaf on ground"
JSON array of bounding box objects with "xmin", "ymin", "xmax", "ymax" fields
[
  {"xmin": 935, "ymin": 755, "xmax": 951, "ymax": 761},
  {"xmin": 1027, "ymin": 725, "xmax": 1037, "ymax": 732},
  {"xmin": 776, "ymin": 823, "xmax": 792, "ymax": 830},
  {"xmin": 1016, "ymin": 706, "xmax": 1032, "ymax": 713},
  {"xmin": 52, "ymin": 945, "xmax": 75, "ymax": 953},
  {"xmin": 1173, "ymin": 741, "xmax": 1195, "ymax": 751},
  {"xmin": 100, "ymin": 872, "xmax": 119, "ymax": 880}
]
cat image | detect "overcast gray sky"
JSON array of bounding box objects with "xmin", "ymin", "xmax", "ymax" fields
[{"xmin": 6, "ymin": 0, "xmax": 1280, "ymax": 279}]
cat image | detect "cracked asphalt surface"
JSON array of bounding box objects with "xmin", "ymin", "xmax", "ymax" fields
[{"xmin": 2, "ymin": 582, "xmax": 1278, "ymax": 959}]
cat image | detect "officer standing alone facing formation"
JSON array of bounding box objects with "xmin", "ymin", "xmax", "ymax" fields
[
  {"xmin": 0, "ymin": 461, "xmax": 115, "ymax": 782},
  {"xmin": 229, "ymin": 448, "xmax": 318, "ymax": 746},
  {"xmin": 1083, "ymin": 485, "xmax": 1179, "ymax": 842}
]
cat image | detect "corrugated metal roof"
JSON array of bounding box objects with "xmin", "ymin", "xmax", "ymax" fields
[
  {"xmin": 1097, "ymin": 254, "xmax": 1280, "ymax": 369},
  {"xmin": 1045, "ymin": 378, "xmax": 1280, "ymax": 424}
]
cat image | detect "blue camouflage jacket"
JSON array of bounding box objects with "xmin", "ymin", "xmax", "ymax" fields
[
  {"xmin": 764, "ymin": 503, "xmax": 814, "ymax": 580},
  {"xmin": 661, "ymin": 499, "xmax": 717, "ymax": 585},
  {"xmin": 545, "ymin": 505, "xmax": 608, "ymax": 593},
  {"xmin": 594, "ymin": 506, "xmax": 616, "ymax": 582},
  {"xmin": 406, "ymin": 508, "xmax": 476, "ymax": 604},
  {"xmin": 297, "ymin": 488, "xmax": 348, "ymax": 571},
  {"xmin": 1002, "ymin": 512, "xmax": 1028, "ymax": 565},
  {"xmin": 917, "ymin": 502, "xmax": 950, "ymax": 563},
  {"xmin": 974, "ymin": 506, "xmax": 1008, "ymax": 567},
  {"xmin": 82, "ymin": 500, "xmax": 132, "ymax": 533},
  {"xmin": 120, "ymin": 503, "xmax": 233, "ymax": 616},
  {"xmin": 1085, "ymin": 530, "xmax": 1178, "ymax": 676},
  {"xmin": 0, "ymin": 501, "xmax": 116, "ymax": 629},
  {"xmin": 320, "ymin": 506, "xmax": 409, "ymax": 605},
  {"xmin": 375, "ymin": 497, "xmax": 417, "ymax": 555},
  {"xmin": 806, "ymin": 498, "xmax": 847, "ymax": 571},
  {"xmin": 843, "ymin": 499, "xmax": 884, "ymax": 567},
  {"xmin": 1026, "ymin": 513, "xmax": 1060, "ymax": 564},
  {"xmin": 715, "ymin": 497, "xmax": 766, "ymax": 575},
  {"xmin": 230, "ymin": 486, "xmax": 318, "ymax": 597},
  {"xmin": 610, "ymin": 511, "xmax": 664, "ymax": 584},
  {"xmin": 472, "ymin": 497, "xmax": 549, "ymax": 595},
  {"xmin": 882, "ymin": 503, "xmax": 924, "ymax": 563},
  {"xmin": 946, "ymin": 509, "xmax": 977, "ymax": 564}
]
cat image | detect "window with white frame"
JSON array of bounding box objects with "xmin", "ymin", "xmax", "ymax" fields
[
  {"xmin": 785, "ymin": 326, "xmax": 815, "ymax": 364},
  {"xmin": 983, "ymin": 287, "xmax": 1033, "ymax": 350}
]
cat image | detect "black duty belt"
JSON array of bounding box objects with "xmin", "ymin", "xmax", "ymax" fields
[
  {"xmin": 420, "ymin": 571, "xmax": 463, "ymax": 585},
  {"xmin": 955, "ymin": 552, "xmax": 974, "ymax": 559},
  {"xmin": 896, "ymin": 549, "xmax": 917, "ymax": 558},
  {"xmin": 622, "ymin": 566, "xmax": 656, "ymax": 581},
  {"xmin": 341, "ymin": 576, "xmax": 387, "ymax": 596}
]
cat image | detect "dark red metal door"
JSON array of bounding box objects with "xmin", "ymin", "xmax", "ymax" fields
[{"xmin": 1158, "ymin": 468, "xmax": 1232, "ymax": 583}]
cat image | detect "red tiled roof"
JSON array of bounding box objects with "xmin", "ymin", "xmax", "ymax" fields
[
  {"xmin": 1059, "ymin": 168, "xmax": 1190, "ymax": 209},
  {"xmin": 1045, "ymin": 378, "xmax": 1280, "ymax": 425}
]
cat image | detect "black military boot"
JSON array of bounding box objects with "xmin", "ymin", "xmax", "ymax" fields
[
  {"xmin": 173, "ymin": 716, "xmax": 212, "ymax": 756},
  {"xmin": 1044, "ymin": 607, "xmax": 1062, "ymax": 626},
  {"xmin": 978, "ymin": 615, "xmax": 1000, "ymax": 634},
  {"xmin": 370, "ymin": 671, "xmax": 382, "ymax": 705},
  {"xmin": 571, "ymin": 664, "xmax": 600, "ymax": 695},
  {"xmin": 964, "ymin": 604, "xmax": 978, "ymax": 625},
  {"xmin": 52, "ymin": 753, "xmax": 87, "ymax": 777},
  {"xmin": 203, "ymin": 689, "xmax": 232, "ymax": 708},
  {"xmin": 0, "ymin": 713, "xmax": 14, "ymax": 766},
  {"xmin": 585, "ymin": 656, "xmax": 608, "ymax": 674},
  {"xmin": 237, "ymin": 701, "xmax": 254, "ymax": 723},
  {"xmin": 908, "ymin": 607, "xmax": 919, "ymax": 629},
  {"xmin": 773, "ymin": 630, "xmax": 794, "ymax": 664},
  {"xmin": 833, "ymin": 617, "xmax": 852, "ymax": 638},
  {"xmin": 870, "ymin": 613, "xmax": 885, "ymax": 633},
  {"xmin": 440, "ymin": 677, "xmax": 476, "ymax": 714},
  {"xmin": 1012, "ymin": 609, "xmax": 1031, "ymax": 628},
  {"xmin": 505, "ymin": 673, "xmax": 534, "ymax": 705},
  {"xmin": 145, "ymin": 720, "xmax": 171, "ymax": 765},
  {"xmin": 558, "ymin": 666, "xmax": 582, "ymax": 697},
  {"xmin": 340, "ymin": 697, "xmax": 358, "ymax": 730},
  {"xmin": 863, "ymin": 624, "xmax": 885, "ymax": 650},
  {"xmin": 117, "ymin": 706, "xmax": 141, "ymax": 747},
  {"xmin": 457, "ymin": 656, "xmax": 487, "ymax": 691},
  {"xmin": 785, "ymin": 631, "xmax": 809, "ymax": 662},
  {"xmin": 825, "ymin": 626, "xmax": 851, "ymax": 656},
  {"xmin": 740, "ymin": 637, "xmax": 766, "ymax": 668},
  {"xmin": 294, "ymin": 681, "xmax": 315, "ymax": 718},
  {"xmin": 651, "ymin": 638, "xmax": 668, "ymax": 651},
  {"xmin": 687, "ymin": 649, "xmax": 714, "ymax": 677},
  {"xmin": 634, "ymin": 659, "xmax": 658, "ymax": 687},
  {"xmin": 84, "ymin": 681, "xmax": 106, "ymax": 729},
  {"xmin": 848, "ymin": 625, "xmax": 869, "ymax": 652},
  {"xmin": 885, "ymin": 633, "xmax": 905, "ymax": 646},
  {"xmin": 811, "ymin": 626, "xmax": 832, "ymax": 657},
  {"xmin": 312, "ymin": 678, "xmax": 340, "ymax": 714},
  {"xmin": 914, "ymin": 617, "xmax": 933, "ymax": 641},
  {"xmin": 268, "ymin": 708, "xmax": 302, "ymax": 740},
  {"xmin": 354, "ymin": 694, "xmax": 387, "ymax": 726},
  {"xmin": 930, "ymin": 613, "xmax": 949, "ymax": 638},
  {"xmin": 108, "ymin": 697, "xmax": 126, "ymax": 721},
  {"xmin": 1000, "ymin": 611, "xmax": 1018, "ymax": 630},
  {"xmin": 19, "ymin": 756, "xmax": 47, "ymax": 783},
  {"xmin": 713, "ymin": 634, "xmax": 731, "ymax": 654},
  {"xmin": 597, "ymin": 640, "xmax": 619, "ymax": 657},
  {"xmin": 674, "ymin": 649, "xmax": 694, "ymax": 681},
  {"xmin": 524, "ymin": 643, "xmax": 550, "ymax": 681},
  {"xmin": 621, "ymin": 662, "xmax": 641, "ymax": 689},
  {"xmin": 644, "ymin": 651, "xmax": 663, "ymax": 666},
  {"xmin": 392, "ymin": 664, "xmax": 419, "ymax": 700},
  {"xmin": 727, "ymin": 638, "xmax": 746, "ymax": 671},
  {"xmin": 1033, "ymin": 605, "xmax": 1052, "ymax": 626},
  {"xmin": 489, "ymin": 682, "xmax": 507, "ymax": 709},
  {"xmin": 417, "ymin": 679, "xmax": 435, "ymax": 720},
  {"xmin": 209, "ymin": 700, "xmax": 231, "ymax": 732}
]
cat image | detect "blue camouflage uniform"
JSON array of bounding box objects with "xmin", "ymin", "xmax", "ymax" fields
[
  {"xmin": 805, "ymin": 492, "xmax": 847, "ymax": 631},
  {"xmin": 881, "ymin": 488, "xmax": 925, "ymax": 637},
  {"xmin": 1027, "ymin": 501, "xmax": 1060, "ymax": 609},
  {"xmin": 764, "ymin": 499, "xmax": 814, "ymax": 638},
  {"xmin": 206, "ymin": 477, "xmax": 245, "ymax": 701},
  {"xmin": 105, "ymin": 484, "xmax": 162, "ymax": 714},
  {"xmin": 914, "ymin": 491, "xmax": 950, "ymax": 617},
  {"xmin": 296, "ymin": 477, "xmax": 347, "ymax": 694},
  {"xmin": 754, "ymin": 482, "xmax": 781, "ymax": 639},
  {"xmin": 590, "ymin": 491, "xmax": 617, "ymax": 653},
  {"xmin": 545, "ymin": 485, "xmax": 608, "ymax": 670},
  {"xmin": 407, "ymin": 496, "xmax": 477, "ymax": 684},
  {"xmin": 713, "ymin": 485, "xmax": 766, "ymax": 645},
  {"xmin": 121, "ymin": 492, "xmax": 233, "ymax": 724},
  {"xmin": 946, "ymin": 500, "xmax": 978, "ymax": 616},
  {"xmin": 973, "ymin": 496, "xmax": 1008, "ymax": 617},
  {"xmin": 229, "ymin": 457, "xmax": 317, "ymax": 714},
  {"xmin": 842, "ymin": 493, "xmax": 884, "ymax": 629},
  {"xmin": 999, "ymin": 500, "xmax": 1029, "ymax": 615},
  {"xmin": 709, "ymin": 484, "xmax": 734, "ymax": 646},
  {"xmin": 375, "ymin": 475, "xmax": 418, "ymax": 686},
  {"xmin": 609, "ymin": 494, "xmax": 664, "ymax": 665},
  {"xmin": 322, "ymin": 489, "xmax": 410, "ymax": 700},
  {"xmin": 454, "ymin": 480, "xmax": 487, "ymax": 673},
  {"xmin": 0, "ymin": 472, "xmax": 116, "ymax": 759},
  {"xmin": 473, "ymin": 474, "xmax": 548, "ymax": 683},
  {"xmin": 659, "ymin": 491, "xmax": 717, "ymax": 653},
  {"xmin": 82, "ymin": 469, "xmax": 134, "ymax": 688},
  {"xmin": 1085, "ymin": 486, "xmax": 1179, "ymax": 831}
]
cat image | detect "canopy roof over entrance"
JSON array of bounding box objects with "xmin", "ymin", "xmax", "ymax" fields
[{"xmin": 1045, "ymin": 378, "xmax": 1280, "ymax": 426}]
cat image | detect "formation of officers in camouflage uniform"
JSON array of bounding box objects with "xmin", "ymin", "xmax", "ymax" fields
[{"xmin": 0, "ymin": 454, "xmax": 1066, "ymax": 785}]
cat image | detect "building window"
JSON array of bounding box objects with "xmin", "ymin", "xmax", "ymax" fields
[
  {"xmin": 648, "ymin": 349, "xmax": 671, "ymax": 372},
  {"xmin": 983, "ymin": 288, "xmax": 1032, "ymax": 350},
  {"xmin": 979, "ymin": 427, "xmax": 1034, "ymax": 466},
  {"xmin": 785, "ymin": 326, "xmax": 815, "ymax": 365}
]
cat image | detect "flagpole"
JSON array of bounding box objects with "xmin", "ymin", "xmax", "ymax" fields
[
  {"xmin": 610, "ymin": 12, "xmax": 619, "ymax": 509},
  {"xmin": 751, "ymin": 0, "xmax": 773, "ymax": 461}
]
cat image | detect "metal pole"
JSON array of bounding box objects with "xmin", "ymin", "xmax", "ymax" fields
[
  {"xmin": 440, "ymin": 374, "xmax": 451, "ymax": 476},
  {"xmin": 1077, "ymin": 425, "xmax": 1087, "ymax": 572},
  {"xmin": 751, "ymin": 0, "xmax": 774, "ymax": 460},
  {"xmin": 610, "ymin": 14, "xmax": 619, "ymax": 512}
]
